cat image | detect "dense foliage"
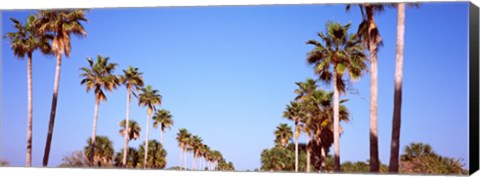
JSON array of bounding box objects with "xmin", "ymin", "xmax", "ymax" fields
[{"xmin": 259, "ymin": 139, "xmax": 467, "ymax": 174}]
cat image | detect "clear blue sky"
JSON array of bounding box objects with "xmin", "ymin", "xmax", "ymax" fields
[{"xmin": 1, "ymin": 2, "xmax": 469, "ymax": 171}]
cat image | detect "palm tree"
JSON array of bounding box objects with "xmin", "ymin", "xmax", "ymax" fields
[
  {"xmin": 119, "ymin": 119, "xmax": 141, "ymax": 143},
  {"xmin": 138, "ymin": 85, "xmax": 162, "ymax": 168},
  {"xmin": 80, "ymin": 55, "xmax": 119, "ymax": 167},
  {"xmin": 294, "ymin": 78, "xmax": 318, "ymax": 101},
  {"xmin": 274, "ymin": 123, "xmax": 293, "ymax": 147},
  {"xmin": 187, "ymin": 135, "xmax": 194, "ymax": 169},
  {"xmin": 389, "ymin": 3, "xmax": 421, "ymax": 173},
  {"xmin": 202, "ymin": 145, "xmax": 211, "ymax": 170},
  {"xmin": 300, "ymin": 92, "xmax": 330, "ymax": 172},
  {"xmin": 84, "ymin": 135, "xmax": 114, "ymax": 167},
  {"xmin": 152, "ymin": 109, "xmax": 174, "ymax": 144},
  {"xmin": 388, "ymin": 3, "xmax": 405, "ymax": 173},
  {"xmin": 5, "ymin": 15, "xmax": 52, "ymax": 167},
  {"xmin": 207, "ymin": 149, "xmax": 215, "ymax": 170},
  {"xmin": 310, "ymin": 89, "xmax": 350, "ymax": 172},
  {"xmin": 190, "ymin": 135, "xmax": 203, "ymax": 170},
  {"xmin": 306, "ymin": 22, "xmax": 368, "ymax": 172},
  {"xmin": 114, "ymin": 147, "xmax": 139, "ymax": 168},
  {"xmin": 176, "ymin": 128, "xmax": 189, "ymax": 170},
  {"xmin": 228, "ymin": 161, "xmax": 235, "ymax": 171},
  {"xmin": 399, "ymin": 142, "xmax": 465, "ymax": 174},
  {"xmin": 346, "ymin": 4, "xmax": 390, "ymax": 172},
  {"xmin": 300, "ymin": 118, "xmax": 313, "ymax": 172},
  {"xmin": 35, "ymin": 10, "xmax": 88, "ymax": 167},
  {"xmin": 288, "ymin": 78, "xmax": 317, "ymax": 172},
  {"xmin": 198, "ymin": 144, "xmax": 208, "ymax": 170},
  {"xmin": 297, "ymin": 96, "xmax": 320, "ymax": 173},
  {"xmin": 119, "ymin": 66, "xmax": 144, "ymax": 167},
  {"xmin": 283, "ymin": 101, "xmax": 302, "ymax": 172},
  {"xmin": 184, "ymin": 133, "xmax": 192, "ymax": 170},
  {"xmin": 298, "ymin": 88, "xmax": 345, "ymax": 172},
  {"xmin": 211, "ymin": 150, "xmax": 222, "ymax": 170},
  {"xmin": 138, "ymin": 140, "xmax": 167, "ymax": 168},
  {"xmin": 400, "ymin": 143, "xmax": 437, "ymax": 161},
  {"xmin": 260, "ymin": 146, "xmax": 290, "ymax": 171}
]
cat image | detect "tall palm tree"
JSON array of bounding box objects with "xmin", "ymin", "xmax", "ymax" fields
[
  {"xmin": 176, "ymin": 128, "xmax": 189, "ymax": 170},
  {"xmin": 207, "ymin": 149, "xmax": 214, "ymax": 170},
  {"xmin": 306, "ymin": 22, "xmax": 368, "ymax": 171},
  {"xmin": 389, "ymin": 3, "xmax": 422, "ymax": 172},
  {"xmin": 190, "ymin": 135, "xmax": 203, "ymax": 170},
  {"xmin": 138, "ymin": 85, "xmax": 162, "ymax": 168},
  {"xmin": 290, "ymin": 78, "xmax": 317, "ymax": 172},
  {"xmin": 283, "ymin": 101, "xmax": 302, "ymax": 172},
  {"xmin": 119, "ymin": 119, "xmax": 141, "ymax": 143},
  {"xmin": 197, "ymin": 138, "xmax": 205, "ymax": 170},
  {"xmin": 80, "ymin": 55, "xmax": 119, "ymax": 167},
  {"xmin": 310, "ymin": 89, "xmax": 350, "ymax": 172},
  {"xmin": 5, "ymin": 15, "xmax": 52, "ymax": 167},
  {"xmin": 184, "ymin": 133, "xmax": 192, "ymax": 170},
  {"xmin": 298, "ymin": 93, "xmax": 323, "ymax": 173},
  {"xmin": 199, "ymin": 144, "xmax": 208, "ymax": 170},
  {"xmin": 202, "ymin": 145, "xmax": 211, "ymax": 170},
  {"xmin": 152, "ymin": 109, "xmax": 174, "ymax": 144},
  {"xmin": 35, "ymin": 10, "xmax": 88, "ymax": 167},
  {"xmin": 346, "ymin": 4, "xmax": 390, "ymax": 172},
  {"xmin": 389, "ymin": 3, "xmax": 405, "ymax": 172},
  {"xmin": 119, "ymin": 66, "xmax": 144, "ymax": 167},
  {"xmin": 84, "ymin": 135, "xmax": 114, "ymax": 167},
  {"xmin": 274, "ymin": 123, "xmax": 293, "ymax": 147},
  {"xmin": 300, "ymin": 118, "xmax": 313, "ymax": 172},
  {"xmin": 211, "ymin": 150, "xmax": 222, "ymax": 170},
  {"xmin": 138, "ymin": 140, "xmax": 167, "ymax": 169}
]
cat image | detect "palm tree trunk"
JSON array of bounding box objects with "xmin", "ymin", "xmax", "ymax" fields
[
  {"xmin": 161, "ymin": 130, "xmax": 164, "ymax": 144},
  {"xmin": 193, "ymin": 154, "xmax": 196, "ymax": 170},
  {"xmin": 198, "ymin": 154, "xmax": 201, "ymax": 170},
  {"xmin": 144, "ymin": 111, "xmax": 151, "ymax": 169},
  {"xmin": 42, "ymin": 54, "xmax": 62, "ymax": 167},
  {"xmin": 197, "ymin": 156, "xmax": 200, "ymax": 170},
  {"xmin": 367, "ymin": 6, "xmax": 380, "ymax": 173},
  {"xmin": 306, "ymin": 134, "xmax": 311, "ymax": 173},
  {"xmin": 369, "ymin": 50, "xmax": 380, "ymax": 173},
  {"xmin": 89, "ymin": 98, "xmax": 100, "ymax": 167},
  {"xmin": 389, "ymin": 3, "xmax": 405, "ymax": 173},
  {"xmin": 123, "ymin": 87, "xmax": 131, "ymax": 167},
  {"xmin": 184, "ymin": 148, "xmax": 187, "ymax": 170},
  {"xmin": 180, "ymin": 147, "xmax": 183, "ymax": 170},
  {"xmin": 295, "ymin": 123, "xmax": 299, "ymax": 172},
  {"xmin": 333, "ymin": 71, "xmax": 340, "ymax": 172},
  {"xmin": 26, "ymin": 53, "xmax": 33, "ymax": 167},
  {"xmin": 179, "ymin": 148, "xmax": 183, "ymax": 170},
  {"xmin": 369, "ymin": 61, "xmax": 380, "ymax": 172}
]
